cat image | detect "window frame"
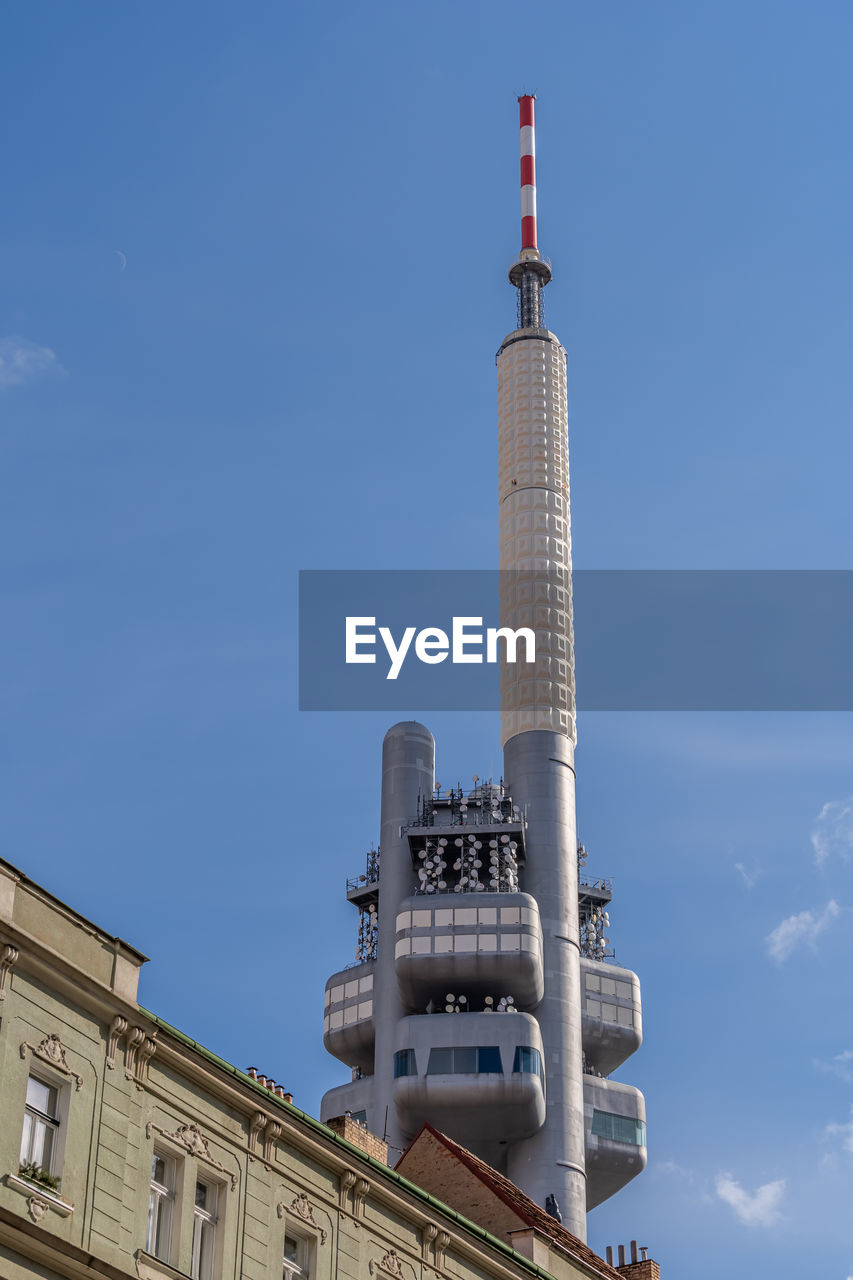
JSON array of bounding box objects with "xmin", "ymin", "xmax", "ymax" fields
[
  {"xmin": 190, "ymin": 1176, "xmax": 219, "ymax": 1280},
  {"xmin": 20, "ymin": 1071, "xmax": 68, "ymax": 1181},
  {"xmin": 146, "ymin": 1149, "xmax": 177, "ymax": 1262},
  {"xmin": 393, "ymin": 1049, "xmax": 417, "ymax": 1078},
  {"xmin": 283, "ymin": 1230, "xmax": 311, "ymax": 1280},
  {"xmin": 426, "ymin": 1046, "xmax": 503, "ymax": 1075}
]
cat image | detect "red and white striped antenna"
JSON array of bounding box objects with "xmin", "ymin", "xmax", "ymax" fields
[
  {"xmin": 509, "ymin": 94, "xmax": 551, "ymax": 328},
  {"xmin": 519, "ymin": 94, "xmax": 538, "ymax": 252}
]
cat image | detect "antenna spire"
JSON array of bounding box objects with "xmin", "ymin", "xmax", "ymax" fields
[
  {"xmin": 519, "ymin": 94, "xmax": 538, "ymax": 251},
  {"xmin": 509, "ymin": 94, "xmax": 552, "ymax": 330}
]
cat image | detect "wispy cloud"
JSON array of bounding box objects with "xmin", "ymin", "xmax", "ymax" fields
[
  {"xmin": 812, "ymin": 797, "xmax": 853, "ymax": 867},
  {"xmin": 715, "ymin": 1172, "xmax": 785, "ymax": 1227},
  {"xmin": 0, "ymin": 335, "xmax": 63, "ymax": 390},
  {"xmin": 766, "ymin": 899, "xmax": 840, "ymax": 962},
  {"xmin": 826, "ymin": 1107, "xmax": 853, "ymax": 1155},
  {"xmin": 813, "ymin": 1050, "xmax": 853, "ymax": 1085},
  {"xmin": 735, "ymin": 860, "xmax": 761, "ymax": 889}
]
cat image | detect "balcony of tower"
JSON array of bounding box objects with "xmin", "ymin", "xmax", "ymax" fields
[
  {"xmin": 323, "ymin": 959, "xmax": 376, "ymax": 1074},
  {"xmin": 580, "ymin": 957, "xmax": 642, "ymax": 1076},
  {"xmin": 394, "ymin": 894, "xmax": 544, "ymax": 1010},
  {"xmin": 324, "ymin": 845, "xmax": 380, "ymax": 1073},
  {"xmin": 576, "ymin": 844, "xmax": 642, "ymax": 1075},
  {"xmin": 583, "ymin": 1075, "xmax": 647, "ymax": 1210},
  {"xmin": 392, "ymin": 1010, "xmax": 546, "ymax": 1154},
  {"xmin": 406, "ymin": 781, "xmax": 526, "ymax": 849},
  {"xmin": 397, "ymin": 784, "xmax": 540, "ymax": 1011}
]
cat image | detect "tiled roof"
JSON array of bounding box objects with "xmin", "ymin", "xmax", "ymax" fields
[{"xmin": 398, "ymin": 1124, "xmax": 623, "ymax": 1280}]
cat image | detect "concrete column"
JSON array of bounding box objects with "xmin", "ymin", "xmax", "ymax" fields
[
  {"xmin": 504, "ymin": 729, "xmax": 586, "ymax": 1240},
  {"xmin": 370, "ymin": 721, "xmax": 435, "ymax": 1159}
]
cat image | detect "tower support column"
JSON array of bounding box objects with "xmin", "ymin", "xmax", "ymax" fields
[
  {"xmin": 504, "ymin": 730, "xmax": 586, "ymax": 1238},
  {"xmin": 371, "ymin": 721, "xmax": 435, "ymax": 1157}
]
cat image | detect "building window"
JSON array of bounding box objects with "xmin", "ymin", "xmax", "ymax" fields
[
  {"xmin": 20, "ymin": 1075, "xmax": 61, "ymax": 1175},
  {"xmin": 591, "ymin": 1109, "xmax": 646, "ymax": 1147},
  {"xmin": 512, "ymin": 1046, "xmax": 542, "ymax": 1076},
  {"xmin": 146, "ymin": 1151, "xmax": 175, "ymax": 1260},
  {"xmin": 283, "ymin": 1234, "xmax": 309, "ymax": 1280},
  {"xmin": 191, "ymin": 1179, "xmax": 218, "ymax": 1280},
  {"xmin": 393, "ymin": 1049, "xmax": 417, "ymax": 1078},
  {"xmin": 426, "ymin": 1046, "xmax": 502, "ymax": 1074}
]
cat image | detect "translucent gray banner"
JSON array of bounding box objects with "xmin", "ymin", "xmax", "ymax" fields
[{"xmin": 298, "ymin": 570, "xmax": 853, "ymax": 711}]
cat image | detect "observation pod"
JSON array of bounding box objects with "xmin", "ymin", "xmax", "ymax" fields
[
  {"xmin": 394, "ymin": 892, "xmax": 544, "ymax": 1010},
  {"xmin": 392, "ymin": 1012, "xmax": 546, "ymax": 1150},
  {"xmin": 583, "ymin": 1077, "xmax": 647, "ymax": 1209},
  {"xmin": 580, "ymin": 958, "xmax": 642, "ymax": 1076},
  {"xmin": 323, "ymin": 960, "xmax": 376, "ymax": 1075}
]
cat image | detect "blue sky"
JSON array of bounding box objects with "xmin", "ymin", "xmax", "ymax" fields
[{"xmin": 2, "ymin": 3, "xmax": 853, "ymax": 1277}]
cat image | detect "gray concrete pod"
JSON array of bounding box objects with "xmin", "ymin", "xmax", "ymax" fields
[
  {"xmin": 319, "ymin": 1074, "xmax": 374, "ymax": 1125},
  {"xmin": 392, "ymin": 1011, "xmax": 546, "ymax": 1153},
  {"xmin": 394, "ymin": 892, "xmax": 544, "ymax": 1011},
  {"xmin": 323, "ymin": 960, "xmax": 376, "ymax": 1073},
  {"xmin": 579, "ymin": 958, "xmax": 642, "ymax": 1077},
  {"xmin": 582, "ymin": 1076, "xmax": 647, "ymax": 1210}
]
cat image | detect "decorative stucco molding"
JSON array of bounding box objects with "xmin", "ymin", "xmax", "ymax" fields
[
  {"xmin": 19, "ymin": 1034, "xmax": 83, "ymax": 1090},
  {"xmin": 434, "ymin": 1232, "xmax": 450, "ymax": 1269},
  {"xmin": 264, "ymin": 1120, "xmax": 282, "ymax": 1162},
  {"xmin": 146, "ymin": 1122, "xmax": 237, "ymax": 1190},
  {"xmin": 339, "ymin": 1170, "xmax": 357, "ymax": 1209},
  {"xmin": 421, "ymin": 1224, "xmax": 438, "ymax": 1260},
  {"xmin": 107, "ymin": 1016, "xmax": 128, "ymax": 1069},
  {"xmin": 136, "ymin": 1033, "xmax": 157, "ymax": 1083},
  {"xmin": 249, "ymin": 1112, "xmax": 267, "ymax": 1155},
  {"xmin": 6, "ymin": 1173, "xmax": 74, "ymax": 1220},
  {"xmin": 353, "ymin": 1177, "xmax": 370, "ymax": 1217},
  {"xmin": 0, "ymin": 943, "xmax": 19, "ymax": 1000},
  {"xmin": 369, "ymin": 1250, "xmax": 406, "ymax": 1279},
  {"xmin": 277, "ymin": 1192, "xmax": 328, "ymax": 1244},
  {"xmin": 118, "ymin": 1024, "xmax": 158, "ymax": 1083}
]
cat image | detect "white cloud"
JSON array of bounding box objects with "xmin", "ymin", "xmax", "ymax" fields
[
  {"xmin": 0, "ymin": 336, "xmax": 62, "ymax": 390},
  {"xmin": 766, "ymin": 899, "xmax": 840, "ymax": 962},
  {"xmin": 812, "ymin": 797, "xmax": 853, "ymax": 867},
  {"xmin": 826, "ymin": 1107, "xmax": 853, "ymax": 1155},
  {"xmin": 715, "ymin": 1172, "xmax": 785, "ymax": 1227}
]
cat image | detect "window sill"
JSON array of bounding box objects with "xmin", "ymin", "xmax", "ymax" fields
[
  {"xmin": 135, "ymin": 1249, "xmax": 195, "ymax": 1280},
  {"xmin": 6, "ymin": 1173, "xmax": 74, "ymax": 1218}
]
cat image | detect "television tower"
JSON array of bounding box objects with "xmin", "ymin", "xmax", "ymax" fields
[{"xmin": 320, "ymin": 97, "xmax": 646, "ymax": 1241}]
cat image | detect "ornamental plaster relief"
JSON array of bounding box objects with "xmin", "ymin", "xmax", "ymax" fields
[
  {"xmin": 19, "ymin": 1033, "xmax": 83, "ymax": 1089},
  {"xmin": 146, "ymin": 1121, "xmax": 237, "ymax": 1190}
]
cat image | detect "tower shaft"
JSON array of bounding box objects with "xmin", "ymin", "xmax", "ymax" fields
[{"xmin": 320, "ymin": 95, "xmax": 646, "ymax": 1242}]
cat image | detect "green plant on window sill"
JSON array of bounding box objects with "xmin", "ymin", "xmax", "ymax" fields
[{"xmin": 18, "ymin": 1162, "xmax": 62, "ymax": 1193}]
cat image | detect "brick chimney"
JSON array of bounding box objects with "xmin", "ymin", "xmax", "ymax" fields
[
  {"xmin": 325, "ymin": 1114, "xmax": 388, "ymax": 1164},
  {"xmin": 606, "ymin": 1242, "xmax": 661, "ymax": 1280}
]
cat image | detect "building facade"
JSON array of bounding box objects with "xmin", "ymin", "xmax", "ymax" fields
[
  {"xmin": 320, "ymin": 99, "xmax": 646, "ymax": 1239},
  {"xmin": 0, "ymin": 856, "xmax": 648, "ymax": 1280}
]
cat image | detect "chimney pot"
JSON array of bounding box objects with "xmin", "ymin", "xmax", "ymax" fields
[
  {"xmin": 605, "ymin": 1247, "xmax": 613, "ymax": 1266},
  {"xmin": 630, "ymin": 1241, "xmax": 638, "ymax": 1263},
  {"xmin": 618, "ymin": 1245, "xmax": 626, "ymax": 1267}
]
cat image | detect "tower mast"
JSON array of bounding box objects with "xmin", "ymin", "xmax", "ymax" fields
[
  {"xmin": 320, "ymin": 96, "xmax": 646, "ymax": 1246},
  {"xmin": 499, "ymin": 94, "xmax": 584, "ymax": 1232}
]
